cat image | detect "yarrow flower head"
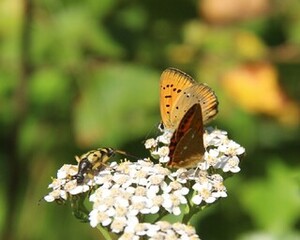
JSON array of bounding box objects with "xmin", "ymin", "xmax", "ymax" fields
[
  {"xmin": 144, "ymin": 125, "xmax": 244, "ymax": 211},
  {"xmin": 44, "ymin": 124, "xmax": 244, "ymax": 239}
]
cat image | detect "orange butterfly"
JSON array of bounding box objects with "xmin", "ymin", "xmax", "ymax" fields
[{"xmin": 160, "ymin": 68, "xmax": 218, "ymax": 168}]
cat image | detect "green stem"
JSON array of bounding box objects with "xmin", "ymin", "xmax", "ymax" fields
[
  {"xmin": 182, "ymin": 198, "xmax": 195, "ymax": 224},
  {"xmin": 71, "ymin": 194, "xmax": 90, "ymax": 222},
  {"xmin": 152, "ymin": 209, "xmax": 169, "ymax": 222},
  {"xmin": 96, "ymin": 225, "xmax": 117, "ymax": 240}
]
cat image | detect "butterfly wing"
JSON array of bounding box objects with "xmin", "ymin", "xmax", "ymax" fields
[
  {"xmin": 168, "ymin": 104, "xmax": 205, "ymax": 168},
  {"xmin": 160, "ymin": 68, "xmax": 196, "ymax": 129},
  {"xmin": 170, "ymin": 83, "xmax": 218, "ymax": 125}
]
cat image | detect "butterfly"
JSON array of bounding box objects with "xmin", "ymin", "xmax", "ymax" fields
[{"xmin": 159, "ymin": 68, "xmax": 218, "ymax": 168}]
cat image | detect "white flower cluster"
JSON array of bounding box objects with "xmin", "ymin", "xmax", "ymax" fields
[
  {"xmin": 44, "ymin": 159, "xmax": 204, "ymax": 237},
  {"xmin": 89, "ymin": 160, "xmax": 190, "ymax": 230},
  {"xmin": 43, "ymin": 164, "xmax": 91, "ymax": 202},
  {"xmin": 144, "ymin": 127, "xmax": 245, "ymax": 206},
  {"xmin": 44, "ymin": 126, "xmax": 244, "ymax": 239}
]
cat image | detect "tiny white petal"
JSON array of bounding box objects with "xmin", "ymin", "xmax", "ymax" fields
[
  {"xmin": 144, "ymin": 138, "xmax": 158, "ymax": 149},
  {"xmin": 192, "ymin": 195, "xmax": 202, "ymax": 205},
  {"xmin": 172, "ymin": 207, "xmax": 181, "ymax": 216},
  {"xmin": 44, "ymin": 195, "xmax": 55, "ymax": 202}
]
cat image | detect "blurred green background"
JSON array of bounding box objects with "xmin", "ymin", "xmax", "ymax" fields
[{"xmin": 0, "ymin": 0, "xmax": 299, "ymax": 239}]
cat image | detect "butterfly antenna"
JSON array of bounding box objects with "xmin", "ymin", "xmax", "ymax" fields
[{"xmin": 141, "ymin": 122, "xmax": 162, "ymax": 145}]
